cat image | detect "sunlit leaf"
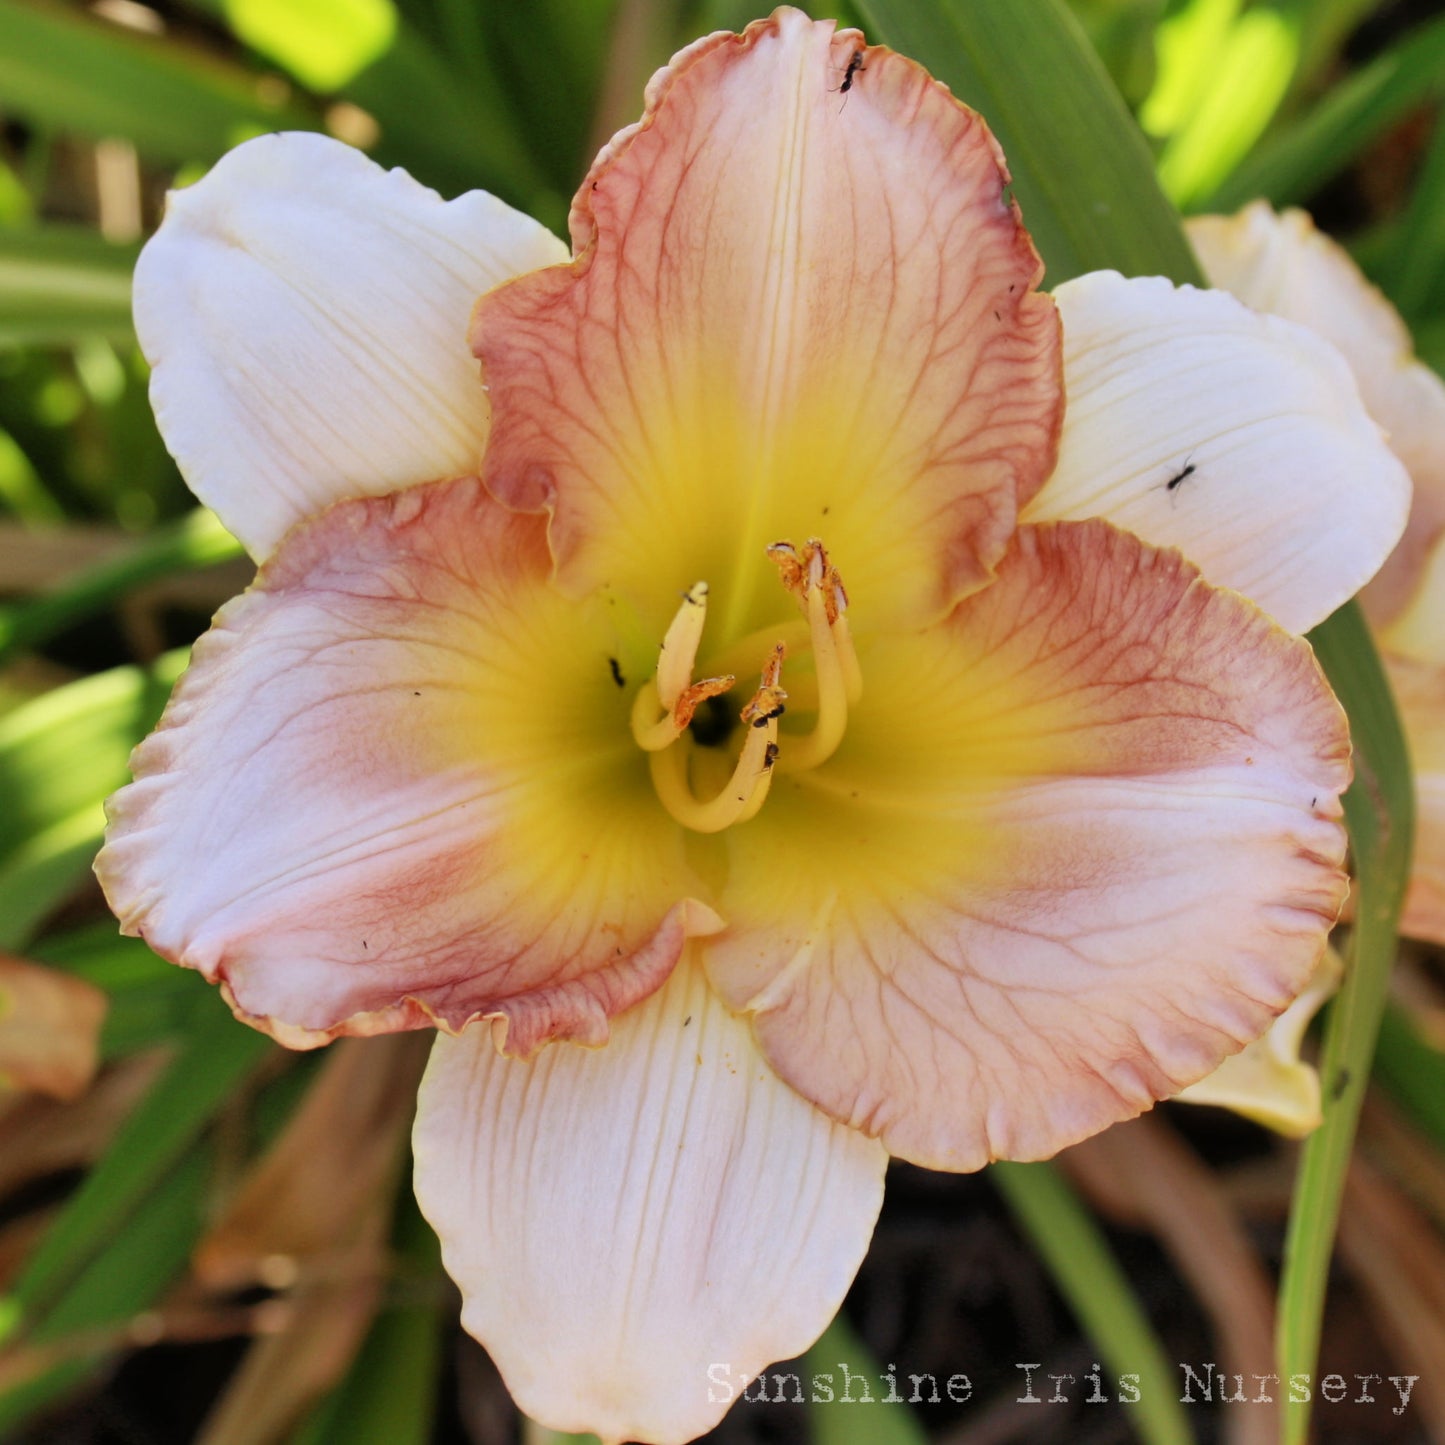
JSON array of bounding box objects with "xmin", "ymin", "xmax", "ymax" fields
[
  {"xmin": 1139, "ymin": 0, "xmax": 1240, "ymax": 136},
  {"xmin": 0, "ymin": 427, "xmax": 62, "ymax": 524},
  {"xmin": 224, "ymin": 0, "xmax": 397, "ymax": 92},
  {"xmin": 854, "ymin": 0, "xmax": 1198, "ymax": 285},
  {"xmin": 1154, "ymin": 8, "xmax": 1299, "ymax": 209},
  {"xmin": 1210, "ymin": 11, "xmax": 1445, "ymax": 210}
]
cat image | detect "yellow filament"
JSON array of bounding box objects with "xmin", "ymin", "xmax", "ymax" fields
[
  {"xmin": 630, "ymin": 678, "xmax": 679, "ymax": 752},
  {"xmin": 631, "ymin": 582, "xmax": 732, "ymax": 753},
  {"xmin": 649, "ymin": 719, "xmax": 779, "ymax": 833},
  {"xmin": 833, "ymin": 611, "xmax": 863, "ymax": 706},
  {"xmin": 774, "ymin": 582, "xmax": 850, "ymax": 773},
  {"xmin": 657, "ymin": 581, "xmax": 708, "ymax": 707}
]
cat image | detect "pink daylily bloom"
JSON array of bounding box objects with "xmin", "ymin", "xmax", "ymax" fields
[{"xmin": 98, "ymin": 13, "xmax": 1412, "ymax": 1443}]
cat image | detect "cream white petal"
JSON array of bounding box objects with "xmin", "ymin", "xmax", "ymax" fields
[
  {"xmin": 134, "ymin": 131, "xmax": 568, "ymax": 559},
  {"xmin": 412, "ymin": 957, "xmax": 886, "ymax": 1445},
  {"xmin": 1026, "ymin": 271, "xmax": 1410, "ymax": 635},
  {"xmin": 1187, "ymin": 203, "xmax": 1445, "ymax": 625}
]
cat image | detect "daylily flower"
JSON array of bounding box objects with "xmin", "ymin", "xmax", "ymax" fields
[
  {"xmin": 98, "ymin": 13, "xmax": 1412, "ymax": 1443},
  {"xmin": 1189, "ymin": 202, "xmax": 1445, "ymax": 948}
]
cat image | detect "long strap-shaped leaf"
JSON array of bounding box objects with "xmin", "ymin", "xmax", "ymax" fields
[
  {"xmin": 1277, "ymin": 607, "xmax": 1412, "ymax": 1445},
  {"xmin": 854, "ymin": 6, "xmax": 1414, "ymax": 1444}
]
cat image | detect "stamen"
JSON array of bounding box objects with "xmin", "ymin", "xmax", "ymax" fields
[
  {"xmin": 633, "ymin": 540, "xmax": 861, "ymax": 829},
  {"xmin": 630, "ymin": 582, "xmax": 734, "ymax": 753},
  {"xmin": 657, "ymin": 582, "xmax": 708, "ymax": 708},
  {"xmin": 766, "ymin": 540, "xmax": 858, "ymax": 772},
  {"xmin": 649, "ymin": 646, "xmax": 787, "ymax": 833}
]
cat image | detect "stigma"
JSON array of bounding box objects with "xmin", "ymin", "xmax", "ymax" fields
[{"xmin": 630, "ymin": 541, "xmax": 861, "ymax": 833}]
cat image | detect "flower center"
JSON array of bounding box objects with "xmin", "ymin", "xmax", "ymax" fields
[{"xmin": 628, "ymin": 540, "xmax": 862, "ymax": 833}]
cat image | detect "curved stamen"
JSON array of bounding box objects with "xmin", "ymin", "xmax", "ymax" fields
[
  {"xmin": 767, "ymin": 540, "xmax": 858, "ymax": 773},
  {"xmin": 657, "ymin": 581, "xmax": 709, "ymax": 707},
  {"xmin": 631, "ymin": 582, "xmax": 735, "ymax": 752},
  {"xmin": 649, "ymin": 646, "xmax": 787, "ymax": 833}
]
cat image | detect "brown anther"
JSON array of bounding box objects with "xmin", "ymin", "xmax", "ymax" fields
[
  {"xmin": 672, "ymin": 674, "xmax": 734, "ymax": 730},
  {"xmin": 767, "ymin": 539, "xmax": 847, "ymax": 624},
  {"xmin": 766, "ymin": 541, "xmax": 806, "ymax": 598},
  {"xmin": 740, "ymin": 643, "xmax": 788, "ymax": 729}
]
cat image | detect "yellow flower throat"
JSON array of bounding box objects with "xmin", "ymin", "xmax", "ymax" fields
[{"xmin": 629, "ymin": 540, "xmax": 862, "ymax": 833}]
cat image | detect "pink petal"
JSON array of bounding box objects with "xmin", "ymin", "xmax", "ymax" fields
[
  {"xmin": 707, "ymin": 520, "xmax": 1350, "ymax": 1169},
  {"xmin": 413, "ymin": 957, "xmax": 886, "ymax": 1445},
  {"xmin": 97, "ymin": 477, "xmax": 719, "ymax": 1049},
  {"xmin": 475, "ymin": 9, "xmax": 1061, "ymax": 636}
]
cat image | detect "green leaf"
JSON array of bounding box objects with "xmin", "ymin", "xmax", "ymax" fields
[
  {"xmin": 0, "ymin": 649, "xmax": 187, "ymax": 950},
  {"xmin": 289, "ymin": 1194, "xmax": 445, "ymax": 1445},
  {"xmin": 804, "ymin": 1311, "xmax": 928, "ymax": 1444},
  {"xmin": 1384, "ymin": 112, "xmax": 1445, "ymax": 320},
  {"xmin": 33, "ymin": 921, "xmax": 213, "ymax": 1058},
  {"xmin": 1373, "ymin": 1002, "xmax": 1445, "ymax": 1149},
  {"xmin": 1139, "ymin": 0, "xmax": 1241, "ymax": 137},
  {"xmin": 0, "ymin": 426, "xmax": 64, "ymax": 522},
  {"xmin": 0, "ymin": 0, "xmax": 320, "ymax": 165},
  {"xmin": 854, "ymin": 0, "xmax": 1198, "ymax": 286},
  {"xmin": 343, "ymin": 24, "xmax": 561, "ymax": 223},
  {"xmin": 0, "ymin": 508, "xmax": 243, "ymax": 668},
  {"xmin": 0, "ymin": 1145, "xmax": 214, "ymax": 1436},
  {"xmin": 473, "ymin": 0, "xmax": 617, "ymax": 198},
  {"xmin": 0, "ymin": 160, "xmax": 33, "ymax": 226},
  {"xmin": 2, "ymin": 989, "xmax": 273, "ymax": 1329},
  {"xmin": 1277, "ymin": 604, "xmax": 1414, "ymax": 1445},
  {"xmin": 1153, "ymin": 6, "xmax": 1299, "ymax": 209},
  {"xmin": 223, "ymin": 0, "xmax": 398, "ymax": 92},
  {"xmin": 0, "ymin": 225, "xmax": 136, "ymax": 346},
  {"xmin": 1283, "ymin": 0, "xmax": 1380, "ymax": 99},
  {"xmin": 1209, "ymin": 12, "xmax": 1445, "ymax": 211},
  {"xmin": 992, "ymin": 1162, "xmax": 1191, "ymax": 1445}
]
